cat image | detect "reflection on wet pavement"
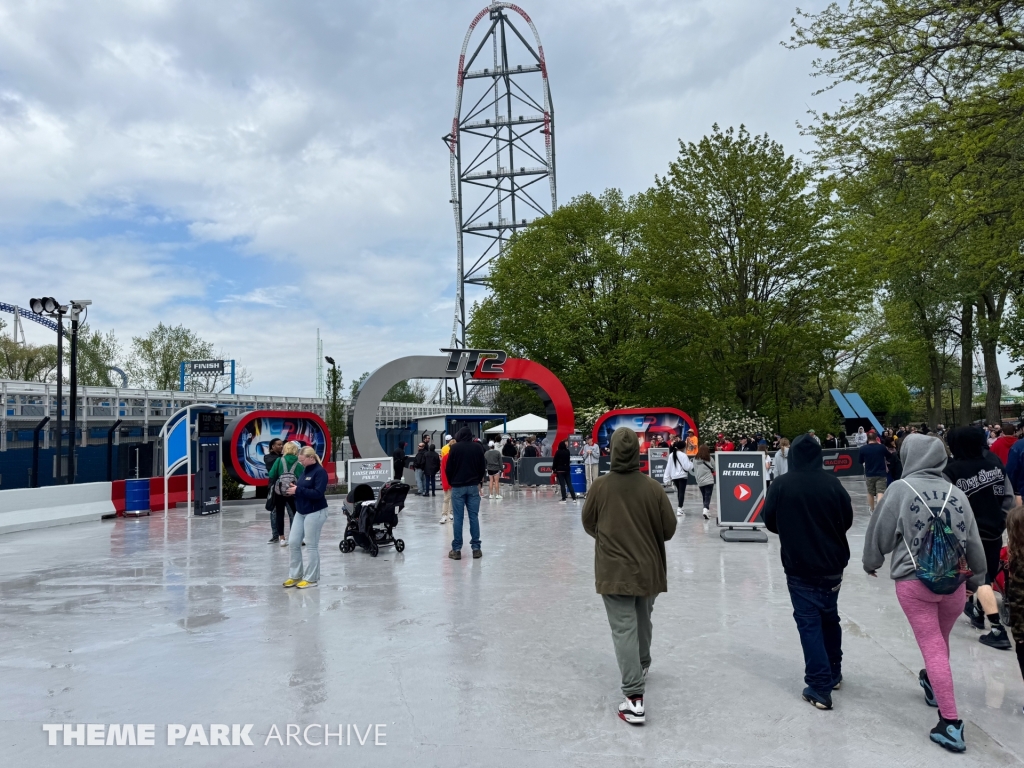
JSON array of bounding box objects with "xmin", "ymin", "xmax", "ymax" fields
[{"xmin": 0, "ymin": 480, "xmax": 1021, "ymax": 767}]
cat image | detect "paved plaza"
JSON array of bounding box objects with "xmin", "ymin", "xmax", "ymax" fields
[{"xmin": 1, "ymin": 479, "xmax": 1022, "ymax": 767}]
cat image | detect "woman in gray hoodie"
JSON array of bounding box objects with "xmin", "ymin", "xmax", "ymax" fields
[{"xmin": 863, "ymin": 434, "xmax": 986, "ymax": 754}]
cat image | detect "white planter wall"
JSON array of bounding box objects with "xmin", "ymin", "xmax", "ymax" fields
[{"xmin": 0, "ymin": 482, "xmax": 115, "ymax": 535}]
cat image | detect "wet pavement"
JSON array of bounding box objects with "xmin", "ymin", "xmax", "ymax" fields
[{"xmin": 1, "ymin": 479, "xmax": 1022, "ymax": 767}]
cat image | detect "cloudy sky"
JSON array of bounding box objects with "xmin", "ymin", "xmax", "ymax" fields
[{"xmin": 0, "ymin": 0, "xmax": 845, "ymax": 396}]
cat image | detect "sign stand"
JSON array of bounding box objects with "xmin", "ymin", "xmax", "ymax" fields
[
  {"xmin": 347, "ymin": 457, "xmax": 394, "ymax": 499},
  {"xmin": 647, "ymin": 446, "xmax": 669, "ymax": 485},
  {"xmin": 714, "ymin": 452, "xmax": 769, "ymax": 543}
]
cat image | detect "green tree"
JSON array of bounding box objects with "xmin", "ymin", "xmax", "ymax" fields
[
  {"xmin": 383, "ymin": 380, "xmax": 428, "ymax": 403},
  {"xmin": 793, "ymin": 1, "xmax": 1024, "ymax": 423},
  {"xmin": 0, "ymin": 319, "xmax": 58, "ymax": 382},
  {"xmin": 491, "ymin": 381, "xmax": 546, "ymax": 422},
  {"xmin": 125, "ymin": 324, "xmax": 251, "ymax": 392},
  {"xmin": 324, "ymin": 363, "xmax": 345, "ymax": 460},
  {"xmin": 650, "ymin": 125, "xmax": 861, "ymax": 412},
  {"xmin": 127, "ymin": 324, "xmax": 214, "ymax": 390},
  {"xmin": 73, "ymin": 325, "xmax": 124, "ymax": 387},
  {"xmin": 470, "ymin": 189, "xmax": 676, "ymax": 409},
  {"xmin": 349, "ymin": 371, "xmax": 370, "ymax": 400}
]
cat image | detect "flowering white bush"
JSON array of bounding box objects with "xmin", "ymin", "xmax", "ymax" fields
[
  {"xmin": 574, "ymin": 404, "xmax": 642, "ymax": 434},
  {"xmin": 700, "ymin": 405, "xmax": 773, "ymax": 441}
]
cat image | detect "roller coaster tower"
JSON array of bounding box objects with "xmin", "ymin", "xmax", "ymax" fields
[{"xmin": 437, "ymin": 2, "xmax": 556, "ymax": 403}]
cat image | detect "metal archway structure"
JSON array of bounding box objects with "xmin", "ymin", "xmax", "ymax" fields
[
  {"xmin": 351, "ymin": 350, "xmax": 574, "ymax": 460},
  {"xmin": 436, "ymin": 3, "xmax": 556, "ymax": 405}
]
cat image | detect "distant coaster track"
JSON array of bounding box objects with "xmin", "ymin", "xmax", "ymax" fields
[{"xmin": 0, "ymin": 301, "xmax": 67, "ymax": 337}]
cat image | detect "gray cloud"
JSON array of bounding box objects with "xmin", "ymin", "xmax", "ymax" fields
[{"xmin": 0, "ymin": 0, "xmax": 840, "ymax": 395}]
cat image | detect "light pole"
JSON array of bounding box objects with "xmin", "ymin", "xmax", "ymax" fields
[
  {"xmin": 324, "ymin": 356, "xmax": 340, "ymax": 463},
  {"xmin": 30, "ymin": 297, "xmax": 90, "ymax": 484},
  {"xmin": 29, "ymin": 297, "xmax": 65, "ymax": 482},
  {"xmin": 67, "ymin": 300, "xmax": 91, "ymax": 484}
]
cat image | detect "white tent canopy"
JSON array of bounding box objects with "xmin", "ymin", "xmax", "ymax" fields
[{"xmin": 484, "ymin": 413, "xmax": 548, "ymax": 435}]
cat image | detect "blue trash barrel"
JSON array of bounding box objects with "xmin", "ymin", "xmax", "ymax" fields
[
  {"xmin": 125, "ymin": 478, "xmax": 150, "ymax": 514},
  {"xmin": 570, "ymin": 463, "xmax": 587, "ymax": 494}
]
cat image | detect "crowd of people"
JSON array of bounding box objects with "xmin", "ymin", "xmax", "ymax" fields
[
  {"xmin": 262, "ymin": 417, "xmax": 1022, "ymax": 751},
  {"xmin": 583, "ymin": 425, "xmax": 1022, "ymax": 752}
]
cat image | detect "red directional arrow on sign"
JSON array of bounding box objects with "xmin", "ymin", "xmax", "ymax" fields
[{"xmin": 733, "ymin": 484, "xmax": 751, "ymax": 501}]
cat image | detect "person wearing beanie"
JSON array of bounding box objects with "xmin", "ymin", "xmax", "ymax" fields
[{"xmin": 582, "ymin": 427, "xmax": 676, "ymax": 726}]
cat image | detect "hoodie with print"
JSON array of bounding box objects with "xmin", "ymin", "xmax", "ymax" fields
[
  {"xmin": 943, "ymin": 426, "xmax": 1013, "ymax": 541},
  {"xmin": 862, "ymin": 434, "xmax": 986, "ymax": 587}
]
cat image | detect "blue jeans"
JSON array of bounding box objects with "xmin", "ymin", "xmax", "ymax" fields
[
  {"xmin": 450, "ymin": 485, "xmax": 481, "ymax": 551},
  {"xmin": 415, "ymin": 468, "xmax": 425, "ymax": 494},
  {"xmin": 786, "ymin": 575, "xmax": 843, "ymax": 694},
  {"xmin": 289, "ymin": 508, "xmax": 328, "ymax": 583}
]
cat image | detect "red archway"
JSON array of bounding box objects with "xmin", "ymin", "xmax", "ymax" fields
[{"xmin": 471, "ymin": 358, "xmax": 575, "ymax": 448}]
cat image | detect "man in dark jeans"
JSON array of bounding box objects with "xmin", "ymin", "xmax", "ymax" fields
[
  {"xmin": 765, "ymin": 433, "xmax": 854, "ymax": 710},
  {"xmin": 445, "ymin": 427, "xmax": 487, "ymax": 560},
  {"xmin": 858, "ymin": 430, "xmax": 889, "ymax": 513},
  {"xmin": 423, "ymin": 444, "xmax": 441, "ymax": 497}
]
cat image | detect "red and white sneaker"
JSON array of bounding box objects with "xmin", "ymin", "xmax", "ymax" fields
[{"xmin": 618, "ymin": 695, "xmax": 645, "ymax": 725}]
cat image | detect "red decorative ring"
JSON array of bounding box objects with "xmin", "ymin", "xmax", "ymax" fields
[
  {"xmin": 471, "ymin": 358, "xmax": 575, "ymax": 448},
  {"xmin": 226, "ymin": 410, "xmax": 331, "ymax": 486},
  {"xmin": 591, "ymin": 408, "xmax": 698, "ymax": 445}
]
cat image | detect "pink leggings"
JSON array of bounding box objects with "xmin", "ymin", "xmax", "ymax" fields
[{"xmin": 895, "ymin": 579, "xmax": 966, "ymax": 720}]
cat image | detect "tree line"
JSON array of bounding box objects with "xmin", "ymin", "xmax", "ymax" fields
[
  {"xmin": 0, "ymin": 320, "xmax": 251, "ymax": 393},
  {"xmin": 470, "ymin": 1, "xmax": 1024, "ymax": 433}
]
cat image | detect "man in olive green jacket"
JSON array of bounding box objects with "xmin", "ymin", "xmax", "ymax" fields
[{"xmin": 582, "ymin": 427, "xmax": 677, "ymax": 725}]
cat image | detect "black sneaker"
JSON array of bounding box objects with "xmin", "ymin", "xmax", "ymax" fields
[
  {"xmin": 832, "ymin": 674, "xmax": 843, "ymax": 691},
  {"xmin": 472, "ymin": 549, "xmax": 482, "ymax": 559},
  {"xmin": 963, "ymin": 599, "xmax": 985, "ymax": 630},
  {"xmin": 448, "ymin": 550, "xmax": 461, "ymax": 560},
  {"xmin": 268, "ymin": 537, "xmax": 279, "ymax": 544},
  {"xmin": 930, "ymin": 718, "xmax": 966, "ymax": 753},
  {"xmin": 801, "ymin": 686, "xmax": 833, "ymax": 710},
  {"xmin": 979, "ymin": 626, "xmax": 1012, "ymax": 650},
  {"xmin": 919, "ymin": 669, "xmax": 937, "ymax": 707}
]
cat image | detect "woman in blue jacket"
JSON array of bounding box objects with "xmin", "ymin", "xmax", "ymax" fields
[{"xmin": 283, "ymin": 446, "xmax": 329, "ymax": 589}]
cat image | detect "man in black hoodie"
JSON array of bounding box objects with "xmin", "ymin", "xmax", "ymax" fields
[
  {"xmin": 423, "ymin": 444, "xmax": 441, "ymax": 497},
  {"xmin": 764, "ymin": 433, "xmax": 853, "ymax": 711},
  {"xmin": 391, "ymin": 442, "xmax": 406, "ymax": 481},
  {"xmin": 445, "ymin": 427, "xmax": 487, "ymax": 560}
]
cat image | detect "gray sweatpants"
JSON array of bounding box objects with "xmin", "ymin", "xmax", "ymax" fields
[{"xmin": 602, "ymin": 594, "xmax": 656, "ymax": 697}]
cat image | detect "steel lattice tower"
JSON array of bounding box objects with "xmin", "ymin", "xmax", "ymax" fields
[{"xmin": 442, "ymin": 2, "xmax": 556, "ymax": 375}]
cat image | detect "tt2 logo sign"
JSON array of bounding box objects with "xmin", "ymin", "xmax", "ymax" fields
[{"xmin": 440, "ymin": 348, "xmax": 507, "ymax": 376}]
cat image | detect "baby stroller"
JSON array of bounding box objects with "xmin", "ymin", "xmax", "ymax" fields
[{"xmin": 340, "ymin": 481, "xmax": 410, "ymax": 557}]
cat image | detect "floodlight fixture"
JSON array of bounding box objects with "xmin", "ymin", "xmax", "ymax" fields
[
  {"xmin": 325, "ymin": 356, "xmax": 336, "ymax": 366},
  {"xmin": 29, "ymin": 297, "xmax": 60, "ymax": 314}
]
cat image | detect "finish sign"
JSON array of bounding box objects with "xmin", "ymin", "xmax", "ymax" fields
[{"xmin": 714, "ymin": 453, "xmax": 767, "ymax": 528}]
